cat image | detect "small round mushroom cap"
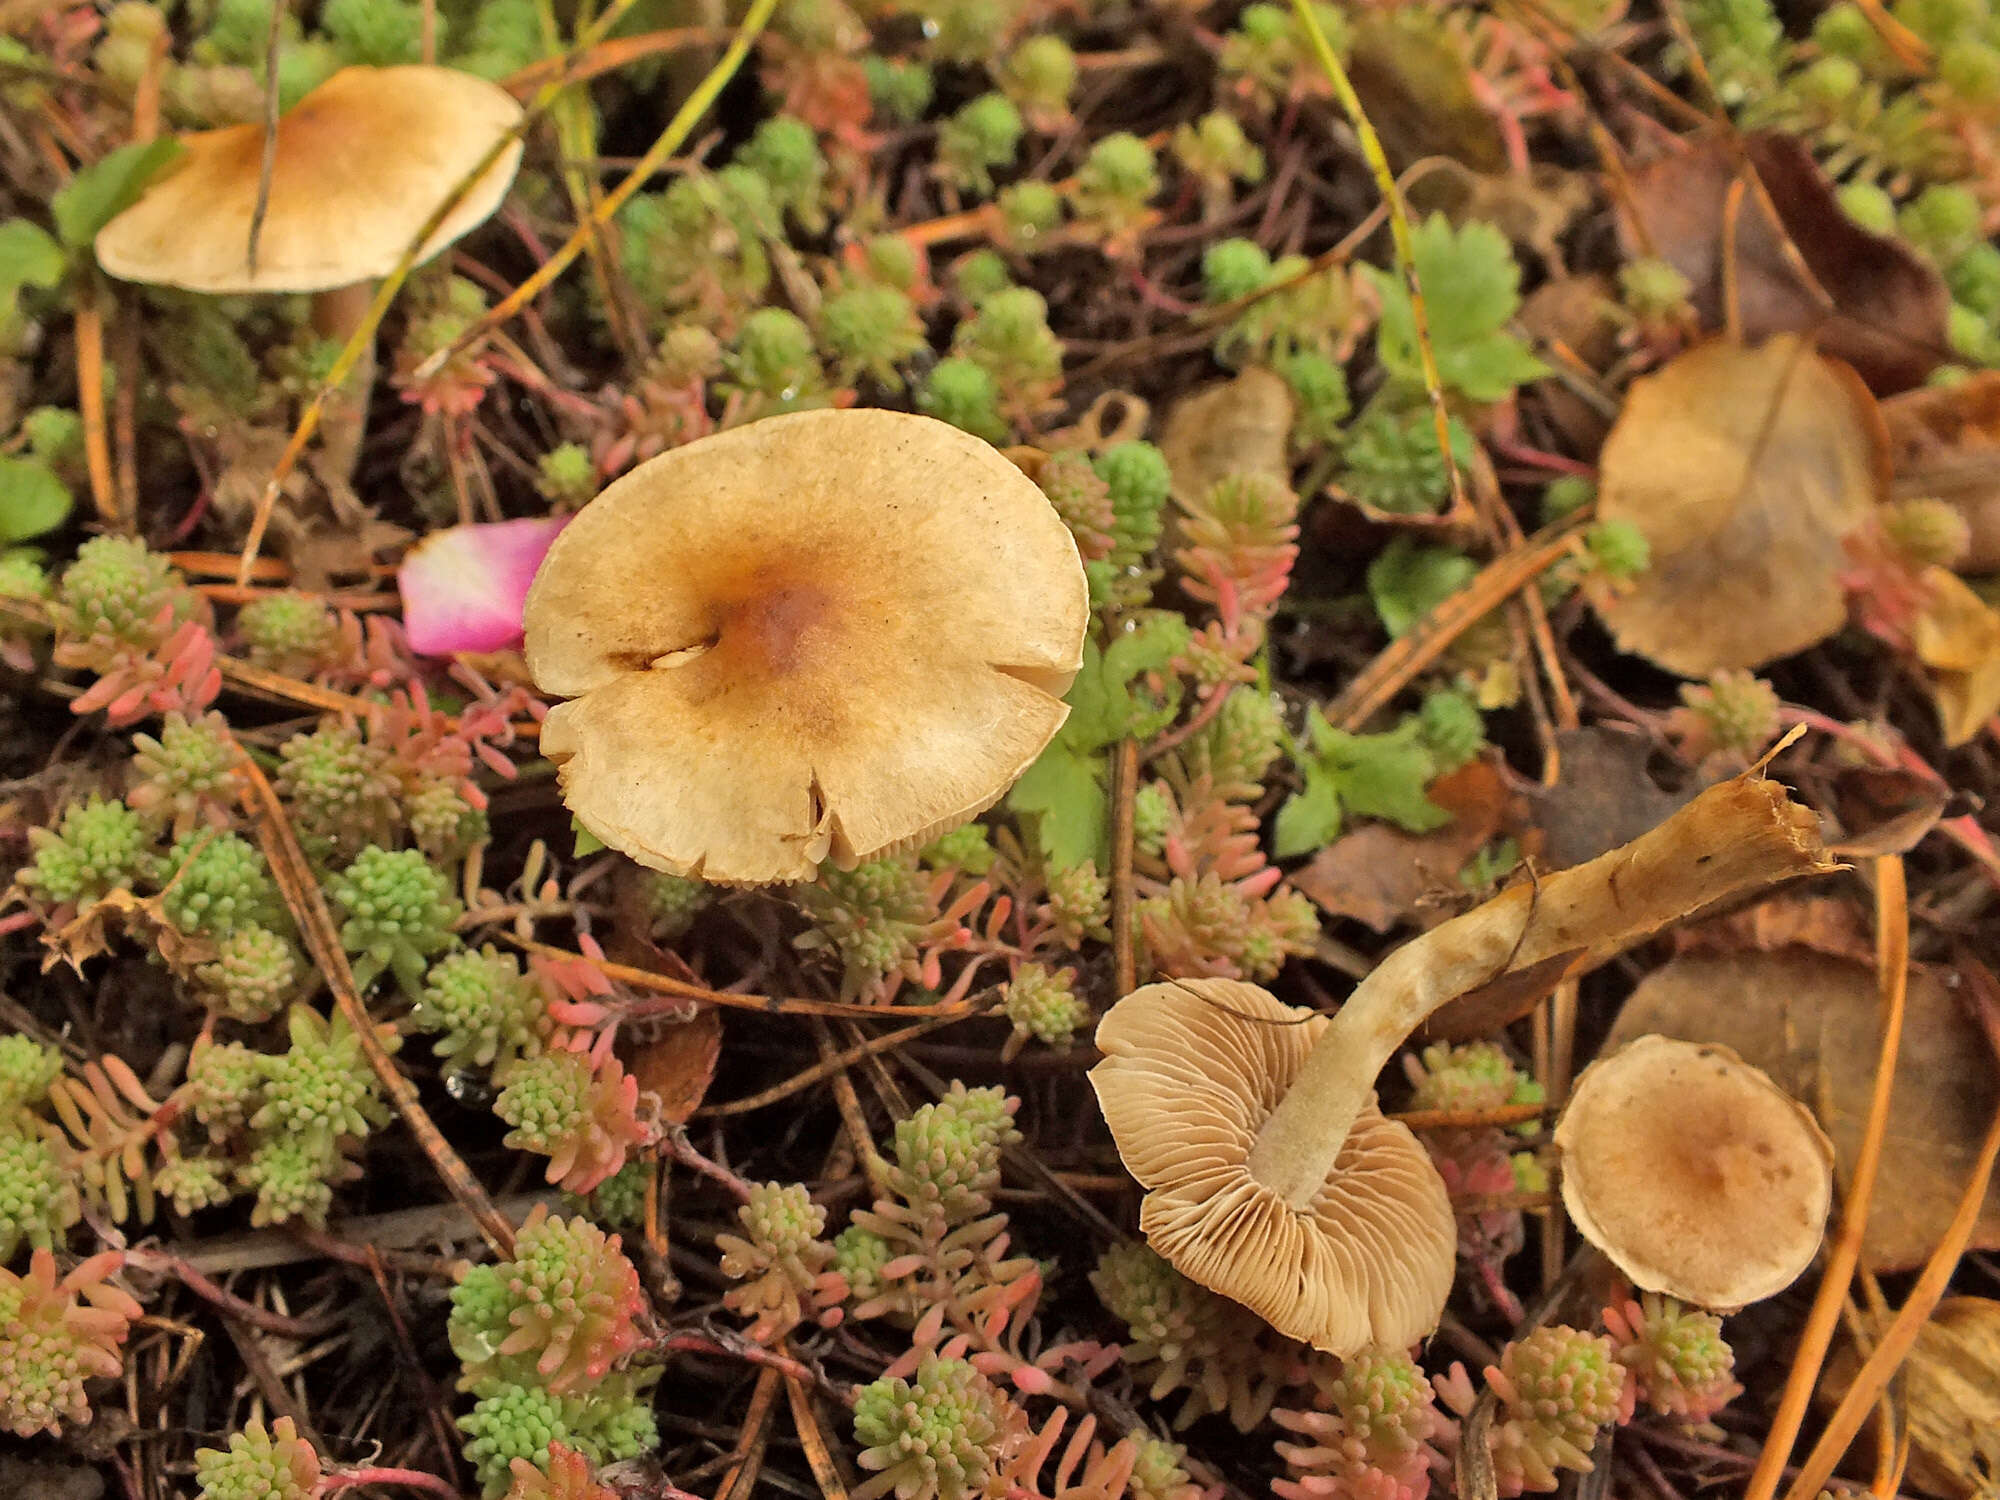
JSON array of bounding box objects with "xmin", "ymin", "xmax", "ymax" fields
[
  {"xmin": 95, "ymin": 66, "xmax": 524, "ymax": 294},
  {"xmin": 1555, "ymin": 1034, "xmax": 1835, "ymax": 1309},
  {"xmin": 1090, "ymin": 978, "xmax": 1456, "ymax": 1354},
  {"xmin": 523, "ymin": 408, "xmax": 1088, "ymax": 886}
]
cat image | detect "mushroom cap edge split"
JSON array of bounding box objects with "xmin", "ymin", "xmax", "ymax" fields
[
  {"xmin": 94, "ymin": 65, "xmax": 525, "ymax": 295},
  {"xmin": 1089, "ymin": 976, "xmax": 1457, "ymax": 1354},
  {"xmin": 523, "ymin": 407, "xmax": 1090, "ymax": 886},
  {"xmin": 1555, "ymin": 1033, "xmax": 1836, "ymax": 1309}
]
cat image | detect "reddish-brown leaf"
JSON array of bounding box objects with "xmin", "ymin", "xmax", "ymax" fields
[{"xmin": 1620, "ymin": 132, "xmax": 1949, "ymax": 394}]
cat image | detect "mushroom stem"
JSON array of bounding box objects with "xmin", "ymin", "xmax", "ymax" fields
[
  {"xmin": 310, "ymin": 278, "xmax": 378, "ymax": 480},
  {"xmin": 1243, "ymin": 774, "xmax": 1835, "ymax": 1209}
]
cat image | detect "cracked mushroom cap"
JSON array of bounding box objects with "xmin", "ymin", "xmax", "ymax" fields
[
  {"xmin": 1555, "ymin": 1034, "xmax": 1835, "ymax": 1309},
  {"xmin": 1090, "ymin": 978, "xmax": 1457, "ymax": 1355},
  {"xmin": 523, "ymin": 408, "xmax": 1088, "ymax": 886},
  {"xmin": 95, "ymin": 66, "xmax": 524, "ymax": 294}
]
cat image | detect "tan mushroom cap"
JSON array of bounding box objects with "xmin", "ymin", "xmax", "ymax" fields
[
  {"xmin": 1091, "ymin": 978, "xmax": 1457, "ymax": 1355},
  {"xmin": 95, "ymin": 66, "xmax": 524, "ymax": 294},
  {"xmin": 524, "ymin": 408, "xmax": 1088, "ymax": 886},
  {"xmin": 1555, "ymin": 1034, "xmax": 1835, "ymax": 1309}
]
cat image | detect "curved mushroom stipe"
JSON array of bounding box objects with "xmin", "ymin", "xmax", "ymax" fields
[{"xmin": 1093, "ymin": 772, "xmax": 1835, "ymax": 1352}]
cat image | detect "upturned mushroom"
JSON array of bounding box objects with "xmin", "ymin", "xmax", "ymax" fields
[
  {"xmin": 1093, "ymin": 977, "xmax": 1457, "ymax": 1355},
  {"xmin": 522, "ymin": 408, "xmax": 1089, "ymax": 886},
  {"xmin": 1091, "ymin": 772, "xmax": 1835, "ymax": 1352},
  {"xmin": 1553, "ymin": 1035, "xmax": 1834, "ymax": 1309},
  {"xmin": 94, "ymin": 64, "xmax": 525, "ymax": 471}
]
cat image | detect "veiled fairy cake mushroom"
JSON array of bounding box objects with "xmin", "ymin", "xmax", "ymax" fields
[
  {"xmin": 1093, "ymin": 977, "xmax": 1457, "ymax": 1354},
  {"xmin": 1091, "ymin": 772, "xmax": 1835, "ymax": 1352},
  {"xmin": 523, "ymin": 408, "xmax": 1088, "ymax": 886},
  {"xmin": 94, "ymin": 65, "xmax": 524, "ymax": 470},
  {"xmin": 1555, "ymin": 1034, "xmax": 1834, "ymax": 1308}
]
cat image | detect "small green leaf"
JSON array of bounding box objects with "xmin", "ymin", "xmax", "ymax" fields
[
  {"xmin": 0, "ymin": 456, "xmax": 72, "ymax": 544},
  {"xmin": 55, "ymin": 139, "xmax": 186, "ymax": 251},
  {"xmin": 1275, "ymin": 710, "xmax": 1449, "ymax": 857},
  {"xmin": 1274, "ymin": 774, "xmax": 1342, "ymax": 857},
  {"xmin": 1368, "ymin": 535, "xmax": 1478, "ymax": 638},
  {"xmin": 0, "ymin": 219, "xmax": 64, "ymax": 305},
  {"xmin": 570, "ymin": 817, "xmax": 605, "ymax": 858},
  {"xmin": 1006, "ymin": 740, "xmax": 1107, "ymax": 870},
  {"xmin": 1008, "ymin": 614, "xmax": 1192, "ymax": 868},
  {"xmin": 1368, "ymin": 214, "xmax": 1549, "ymax": 403}
]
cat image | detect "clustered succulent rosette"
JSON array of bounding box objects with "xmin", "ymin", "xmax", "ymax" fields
[
  {"xmin": 852, "ymin": 1356, "xmax": 1016, "ymax": 1500},
  {"xmin": 1092, "ymin": 1240, "xmax": 1304, "ymax": 1432},
  {"xmin": 1603, "ymin": 1296, "xmax": 1741, "ymax": 1423},
  {"xmin": 1273, "ymin": 1348, "xmax": 1446, "ymax": 1500},
  {"xmin": 493, "ymin": 1034, "xmax": 647, "ymax": 1194},
  {"xmin": 450, "ymin": 1206, "xmax": 657, "ymax": 1496},
  {"xmin": 0, "ymin": 1249, "xmax": 141, "ymax": 1437},
  {"xmin": 193, "ymin": 1415, "xmax": 323, "ymax": 1500},
  {"xmin": 717, "ymin": 1180, "xmax": 843, "ymax": 1343},
  {"xmin": 1435, "ymin": 1326, "xmax": 1636, "ymax": 1496}
]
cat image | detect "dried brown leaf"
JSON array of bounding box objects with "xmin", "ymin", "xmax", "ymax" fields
[
  {"xmin": 1517, "ymin": 273, "xmax": 1622, "ymax": 454},
  {"xmin": 1620, "ymin": 132, "xmax": 1949, "ymax": 394},
  {"xmin": 1158, "ymin": 366, "xmax": 1294, "ymax": 505},
  {"xmin": 1345, "ymin": 10, "xmax": 1507, "ymax": 174},
  {"xmin": 1529, "ymin": 726, "xmax": 1700, "ymax": 869},
  {"xmin": 1293, "ymin": 759, "xmax": 1529, "ymax": 932},
  {"xmin": 627, "ymin": 1006, "xmax": 723, "ymax": 1126},
  {"xmin": 1911, "ymin": 567, "xmax": 2000, "ymax": 745},
  {"xmin": 1607, "ymin": 948, "xmax": 2000, "ymax": 1272},
  {"xmin": 1821, "ymin": 1297, "xmax": 2000, "ymax": 1499},
  {"xmin": 1882, "ymin": 372, "xmax": 2000, "ymax": 569},
  {"xmin": 1590, "ymin": 334, "xmax": 1888, "ymax": 676}
]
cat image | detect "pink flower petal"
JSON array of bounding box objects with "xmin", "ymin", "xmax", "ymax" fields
[{"xmin": 399, "ymin": 516, "xmax": 569, "ymax": 656}]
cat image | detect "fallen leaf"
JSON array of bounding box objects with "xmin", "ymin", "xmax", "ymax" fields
[
  {"xmin": 1911, "ymin": 566, "xmax": 2000, "ymax": 745},
  {"xmin": 1292, "ymin": 759, "xmax": 1528, "ymax": 932},
  {"xmin": 626, "ymin": 1006, "xmax": 723, "ymax": 1126},
  {"xmin": 1345, "ymin": 9, "xmax": 1507, "ymax": 174},
  {"xmin": 1620, "ymin": 131, "xmax": 1950, "ymax": 394},
  {"xmin": 1158, "ymin": 366, "xmax": 1294, "ymax": 505},
  {"xmin": 1824, "ymin": 764, "xmax": 1950, "ymax": 860},
  {"xmin": 1882, "ymin": 372, "xmax": 2000, "ymax": 570},
  {"xmin": 1530, "ymin": 726, "xmax": 1701, "ymax": 869},
  {"xmin": 1666, "ymin": 895, "xmax": 1874, "ymax": 965},
  {"xmin": 1590, "ymin": 334, "xmax": 1888, "ymax": 676},
  {"xmin": 1821, "ymin": 1298, "xmax": 2000, "ymax": 1499},
  {"xmin": 1606, "ymin": 948, "xmax": 2000, "ymax": 1272},
  {"xmin": 1516, "ymin": 273, "xmax": 1622, "ymax": 454},
  {"xmin": 1418, "ymin": 947, "xmax": 1588, "ymax": 1044}
]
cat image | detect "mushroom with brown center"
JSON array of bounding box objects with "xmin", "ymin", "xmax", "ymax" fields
[
  {"xmin": 1554, "ymin": 1034, "xmax": 1834, "ymax": 1308},
  {"xmin": 522, "ymin": 407, "xmax": 1089, "ymax": 886},
  {"xmin": 1091, "ymin": 772, "xmax": 1835, "ymax": 1352},
  {"xmin": 94, "ymin": 64, "xmax": 525, "ymax": 472}
]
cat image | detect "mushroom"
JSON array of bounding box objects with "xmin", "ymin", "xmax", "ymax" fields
[
  {"xmin": 1554, "ymin": 1034, "xmax": 1834, "ymax": 1308},
  {"xmin": 1093, "ymin": 977, "xmax": 1457, "ymax": 1353},
  {"xmin": 94, "ymin": 64, "xmax": 525, "ymax": 472},
  {"xmin": 1091, "ymin": 772, "xmax": 1834, "ymax": 1352},
  {"xmin": 521, "ymin": 408, "xmax": 1089, "ymax": 886}
]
